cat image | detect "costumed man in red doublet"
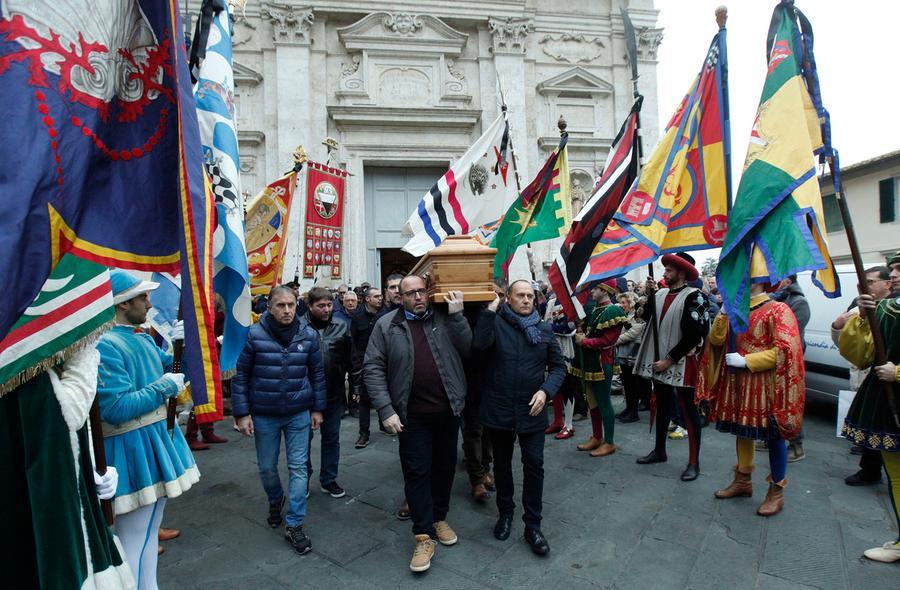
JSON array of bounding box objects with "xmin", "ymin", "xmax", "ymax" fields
[{"xmin": 696, "ymin": 281, "xmax": 805, "ymax": 516}]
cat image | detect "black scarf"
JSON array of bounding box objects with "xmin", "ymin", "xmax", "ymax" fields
[{"xmin": 265, "ymin": 313, "xmax": 299, "ymax": 347}]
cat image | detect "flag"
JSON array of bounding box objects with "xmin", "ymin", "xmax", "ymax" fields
[
  {"xmin": 548, "ymin": 97, "xmax": 642, "ymax": 320},
  {"xmin": 577, "ymin": 26, "xmax": 731, "ymax": 289},
  {"xmin": 246, "ymin": 170, "xmax": 300, "ymax": 295},
  {"xmin": 402, "ymin": 112, "xmax": 518, "ymax": 256},
  {"xmin": 191, "ymin": 0, "xmax": 251, "ymax": 376},
  {"xmin": 717, "ymin": 2, "xmax": 839, "ymax": 333},
  {"xmin": 0, "ymin": 2, "xmax": 223, "ymax": 422},
  {"xmin": 491, "ymin": 135, "xmax": 572, "ymax": 281},
  {"xmin": 0, "ymin": 254, "xmax": 114, "ymax": 395}
]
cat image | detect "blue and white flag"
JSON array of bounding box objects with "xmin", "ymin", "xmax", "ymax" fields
[
  {"xmin": 191, "ymin": 0, "xmax": 250, "ymax": 375},
  {"xmin": 402, "ymin": 113, "xmax": 519, "ymax": 256}
]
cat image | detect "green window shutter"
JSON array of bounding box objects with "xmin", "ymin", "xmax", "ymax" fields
[{"xmin": 879, "ymin": 178, "xmax": 896, "ymax": 223}]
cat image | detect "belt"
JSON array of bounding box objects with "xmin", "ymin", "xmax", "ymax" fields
[{"xmin": 102, "ymin": 404, "xmax": 167, "ymax": 437}]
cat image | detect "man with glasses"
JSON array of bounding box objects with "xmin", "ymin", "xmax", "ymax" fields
[
  {"xmin": 832, "ymin": 265, "xmax": 894, "ymax": 486},
  {"xmin": 364, "ymin": 275, "xmax": 470, "ymax": 573}
]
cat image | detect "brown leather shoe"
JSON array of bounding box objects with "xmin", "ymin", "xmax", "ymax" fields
[
  {"xmin": 577, "ymin": 436, "xmax": 602, "ymax": 451},
  {"xmin": 396, "ymin": 501, "xmax": 411, "ymax": 520},
  {"xmin": 471, "ymin": 483, "xmax": 489, "ymax": 503},
  {"xmin": 590, "ymin": 442, "xmax": 617, "ymax": 457},
  {"xmin": 757, "ymin": 476, "xmax": 786, "ymax": 516},
  {"xmin": 158, "ymin": 527, "xmax": 181, "ymax": 541},
  {"xmin": 715, "ymin": 466, "xmax": 753, "ymax": 499},
  {"xmin": 482, "ymin": 472, "xmax": 495, "ymax": 491},
  {"xmin": 188, "ymin": 438, "xmax": 210, "ymax": 451}
]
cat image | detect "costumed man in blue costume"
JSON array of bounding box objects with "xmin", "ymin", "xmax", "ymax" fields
[{"xmin": 97, "ymin": 270, "xmax": 200, "ymax": 590}]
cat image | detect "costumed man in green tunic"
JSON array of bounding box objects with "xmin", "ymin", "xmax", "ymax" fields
[
  {"xmin": 572, "ymin": 279, "xmax": 628, "ymax": 457},
  {"xmin": 0, "ymin": 255, "xmax": 135, "ymax": 589},
  {"xmin": 839, "ymin": 249, "xmax": 900, "ymax": 563}
]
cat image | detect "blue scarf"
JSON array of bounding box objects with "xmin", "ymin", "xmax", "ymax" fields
[
  {"xmin": 403, "ymin": 307, "xmax": 433, "ymax": 321},
  {"xmin": 498, "ymin": 303, "xmax": 545, "ymax": 345}
]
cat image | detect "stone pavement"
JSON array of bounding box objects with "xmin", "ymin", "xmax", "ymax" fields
[{"xmin": 159, "ymin": 397, "xmax": 896, "ymax": 589}]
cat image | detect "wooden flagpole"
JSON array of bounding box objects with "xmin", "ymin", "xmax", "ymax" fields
[{"xmin": 89, "ymin": 398, "xmax": 115, "ymax": 526}]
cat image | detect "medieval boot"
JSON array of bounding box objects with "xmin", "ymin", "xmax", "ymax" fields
[
  {"xmin": 757, "ymin": 475, "xmax": 786, "ymax": 517},
  {"xmin": 545, "ymin": 394, "xmax": 565, "ymax": 434},
  {"xmin": 186, "ymin": 411, "xmax": 210, "ymax": 451},
  {"xmin": 201, "ymin": 423, "xmax": 228, "ymax": 444},
  {"xmin": 714, "ymin": 466, "xmax": 753, "ymax": 499}
]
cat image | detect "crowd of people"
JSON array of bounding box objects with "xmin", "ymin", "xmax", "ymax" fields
[{"xmin": 40, "ymin": 248, "xmax": 899, "ymax": 586}]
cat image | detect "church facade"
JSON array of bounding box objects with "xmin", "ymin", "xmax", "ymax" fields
[{"xmin": 222, "ymin": 0, "xmax": 662, "ymax": 287}]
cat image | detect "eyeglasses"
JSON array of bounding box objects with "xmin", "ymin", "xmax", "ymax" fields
[{"xmin": 401, "ymin": 288, "xmax": 429, "ymax": 298}]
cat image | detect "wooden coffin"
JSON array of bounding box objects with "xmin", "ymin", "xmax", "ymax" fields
[{"xmin": 408, "ymin": 236, "xmax": 497, "ymax": 303}]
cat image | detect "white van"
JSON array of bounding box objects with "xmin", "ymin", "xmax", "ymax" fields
[{"xmin": 795, "ymin": 264, "xmax": 881, "ymax": 402}]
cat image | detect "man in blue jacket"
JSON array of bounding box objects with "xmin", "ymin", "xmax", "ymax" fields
[{"xmin": 233, "ymin": 285, "xmax": 326, "ymax": 555}]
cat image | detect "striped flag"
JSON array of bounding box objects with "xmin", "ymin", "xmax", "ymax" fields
[
  {"xmin": 577, "ymin": 26, "xmax": 731, "ymax": 290},
  {"xmin": 191, "ymin": 0, "xmax": 251, "ymax": 376},
  {"xmin": 0, "ymin": 254, "xmax": 113, "ymax": 395},
  {"xmin": 402, "ymin": 113, "xmax": 518, "ymax": 256},
  {"xmin": 547, "ymin": 97, "xmax": 642, "ymax": 320}
]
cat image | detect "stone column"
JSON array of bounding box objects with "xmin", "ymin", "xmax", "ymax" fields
[
  {"xmin": 489, "ymin": 16, "xmax": 535, "ymax": 282},
  {"xmin": 263, "ymin": 3, "xmax": 314, "ymax": 283}
]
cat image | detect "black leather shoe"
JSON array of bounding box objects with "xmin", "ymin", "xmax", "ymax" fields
[
  {"xmin": 636, "ymin": 450, "xmax": 667, "ymax": 464},
  {"xmin": 617, "ymin": 411, "xmax": 639, "ymax": 424},
  {"xmin": 680, "ymin": 463, "xmax": 699, "ymax": 481},
  {"xmin": 493, "ymin": 515, "xmax": 513, "ymax": 541},
  {"xmin": 355, "ymin": 433, "xmax": 369, "ymax": 449},
  {"xmin": 524, "ymin": 527, "xmax": 550, "ymax": 556},
  {"xmin": 845, "ymin": 470, "xmax": 881, "ymax": 486}
]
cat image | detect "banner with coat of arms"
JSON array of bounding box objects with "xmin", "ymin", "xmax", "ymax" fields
[
  {"xmin": 245, "ymin": 171, "xmax": 299, "ymax": 295},
  {"xmin": 303, "ymin": 162, "xmax": 347, "ymax": 279}
]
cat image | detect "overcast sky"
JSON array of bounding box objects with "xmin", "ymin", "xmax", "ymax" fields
[{"xmin": 654, "ymin": 0, "xmax": 900, "ymax": 172}]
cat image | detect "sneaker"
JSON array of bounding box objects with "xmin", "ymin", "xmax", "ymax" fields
[
  {"xmin": 863, "ymin": 541, "xmax": 900, "ymax": 563},
  {"xmin": 285, "ymin": 525, "xmax": 312, "ymax": 555},
  {"xmin": 321, "ymin": 481, "xmax": 346, "ymax": 498},
  {"xmin": 667, "ymin": 421, "xmax": 677, "ymax": 433},
  {"xmin": 668, "ymin": 426, "xmax": 687, "ymax": 440},
  {"xmin": 267, "ymin": 497, "xmax": 285, "ymax": 528},
  {"xmin": 433, "ymin": 520, "xmax": 458, "ymax": 546},
  {"xmin": 355, "ymin": 433, "xmax": 370, "ymax": 449},
  {"xmin": 787, "ymin": 443, "xmax": 805, "ymax": 463},
  {"xmin": 410, "ymin": 534, "xmax": 436, "ymax": 572}
]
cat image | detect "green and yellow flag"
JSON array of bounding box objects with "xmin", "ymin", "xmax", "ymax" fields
[
  {"xmin": 717, "ymin": 2, "xmax": 839, "ymax": 333},
  {"xmin": 492, "ymin": 135, "xmax": 571, "ymax": 281}
]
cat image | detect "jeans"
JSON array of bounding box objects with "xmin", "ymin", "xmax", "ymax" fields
[
  {"xmin": 487, "ymin": 427, "xmax": 544, "ymax": 528},
  {"xmin": 398, "ymin": 412, "xmax": 459, "ymax": 537},
  {"xmin": 253, "ymin": 411, "xmax": 311, "ymax": 527},
  {"xmin": 307, "ymin": 398, "xmax": 344, "ymax": 486}
]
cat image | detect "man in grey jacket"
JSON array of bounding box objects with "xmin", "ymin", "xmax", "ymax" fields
[{"xmin": 363, "ymin": 275, "xmax": 469, "ymax": 573}]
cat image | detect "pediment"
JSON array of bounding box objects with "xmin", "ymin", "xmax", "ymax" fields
[
  {"xmin": 233, "ymin": 61, "xmax": 263, "ymax": 86},
  {"xmin": 537, "ymin": 67, "xmax": 614, "ymax": 97},
  {"xmin": 337, "ymin": 12, "xmax": 468, "ymax": 55}
]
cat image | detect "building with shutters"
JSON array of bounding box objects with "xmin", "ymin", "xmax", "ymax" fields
[
  {"xmin": 216, "ymin": 0, "xmax": 662, "ymax": 287},
  {"xmin": 819, "ymin": 149, "xmax": 900, "ymax": 265}
]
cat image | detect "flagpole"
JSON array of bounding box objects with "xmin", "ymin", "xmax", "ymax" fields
[
  {"xmin": 89, "ymin": 398, "xmax": 115, "ymax": 526},
  {"xmin": 622, "ymin": 6, "xmax": 660, "ymax": 362}
]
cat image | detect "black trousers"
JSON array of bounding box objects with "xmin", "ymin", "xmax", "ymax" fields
[
  {"xmin": 621, "ymin": 364, "xmax": 640, "ymax": 413},
  {"xmin": 398, "ymin": 412, "xmax": 459, "ymax": 537},
  {"xmin": 461, "ymin": 394, "xmax": 493, "ymax": 485},
  {"xmin": 486, "ymin": 427, "xmax": 544, "ymax": 529},
  {"xmin": 653, "ymin": 382, "xmax": 702, "ymax": 465},
  {"xmin": 860, "ymin": 446, "xmax": 884, "ymax": 478}
]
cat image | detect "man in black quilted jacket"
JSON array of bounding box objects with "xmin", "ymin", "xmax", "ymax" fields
[{"xmin": 232, "ymin": 285, "xmax": 326, "ymax": 556}]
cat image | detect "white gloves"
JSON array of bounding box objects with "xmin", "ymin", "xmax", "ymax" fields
[
  {"xmin": 170, "ymin": 320, "xmax": 185, "ymax": 342},
  {"xmin": 94, "ymin": 466, "xmax": 118, "ymax": 500},
  {"xmin": 162, "ymin": 372, "xmax": 187, "ymax": 395},
  {"xmin": 725, "ymin": 352, "xmax": 747, "ymax": 369}
]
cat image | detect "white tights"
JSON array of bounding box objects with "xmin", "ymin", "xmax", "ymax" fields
[
  {"xmin": 115, "ymin": 497, "xmax": 167, "ymax": 590},
  {"xmin": 564, "ymin": 398, "xmax": 575, "ymax": 430}
]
